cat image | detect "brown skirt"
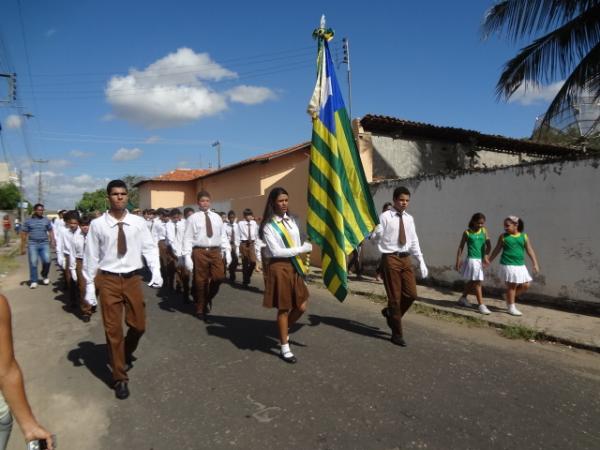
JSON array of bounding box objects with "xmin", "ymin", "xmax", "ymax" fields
[{"xmin": 263, "ymin": 259, "xmax": 308, "ymax": 310}]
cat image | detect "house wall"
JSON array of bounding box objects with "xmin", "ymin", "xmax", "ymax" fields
[
  {"xmin": 138, "ymin": 182, "xmax": 197, "ymax": 209},
  {"xmin": 361, "ymin": 156, "xmax": 600, "ymax": 305},
  {"xmin": 360, "ymin": 132, "xmax": 539, "ymax": 181}
]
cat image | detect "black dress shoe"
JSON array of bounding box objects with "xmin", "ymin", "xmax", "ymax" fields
[
  {"xmin": 196, "ymin": 313, "xmax": 212, "ymax": 324},
  {"xmin": 280, "ymin": 353, "xmax": 297, "ymax": 364},
  {"xmin": 82, "ymin": 315, "xmax": 91, "ymax": 323},
  {"xmin": 381, "ymin": 307, "xmax": 393, "ymax": 330},
  {"xmin": 114, "ymin": 381, "xmax": 130, "ymax": 399},
  {"xmin": 91, "ymin": 305, "xmax": 97, "ymax": 313},
  {"xmin": 391, "ymin": 334, "xmax": 407, "ymax": 347}
]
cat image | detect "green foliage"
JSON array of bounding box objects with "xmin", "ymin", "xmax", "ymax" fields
[
  {"xmin": 122, "ymin": 174, "xmax": 143, "ymax": 209},
  {"xmin": 0, "ymin": 182, "xmax": 21, "ymax": 210},
  {"xmin": 76, "ymin": 189, "xmax": 108, "ymax": 213}
]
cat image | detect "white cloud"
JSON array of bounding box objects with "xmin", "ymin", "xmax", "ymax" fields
[
  {"xmin": 145, "ymin": 135, "xmax": 161, "ymax": 144},
  {"xmin": 112, "ymin": 147, "xmax": 143, "ymax": 161},
  {"xmin": 105, "ymin": 47, "xmax": 276, "ymax": 128},
  {"xmin": 4, "ymin": 115, "xmax": 23, "ymax": 129},
  {"xmin": 21, "ymin": 170, "xmax": 108, "ymax": 210},
  {"xmin": 46, "ymin": 28, "xmax": 56, "ymax": 37},
  {"xmin": 509, "ymin": 81, "xmax": 564, "ymax": 106},
  {"xmin": 48, "ymin": 159, "xmax": 71, "ymax": 168},
  {"xmin": 227, "ymin": 85, "xmax": 277, "ymax": 105},
  {"xmin": 69, "ymin": 149, "xmax": 93, "ymax": 158},
  {"xmin": 101, "ymin": 113, "xmax": 115, "ymax": 122}
]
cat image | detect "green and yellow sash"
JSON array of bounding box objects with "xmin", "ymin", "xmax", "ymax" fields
[{"xmin": 271, "ymin": 219, "xmax": 308, "ymax": 277}]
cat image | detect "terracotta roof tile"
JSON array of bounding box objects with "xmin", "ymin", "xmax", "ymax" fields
[{"xmin": 135, "ymin": 169, "xmax": 212, "ymax": 186}]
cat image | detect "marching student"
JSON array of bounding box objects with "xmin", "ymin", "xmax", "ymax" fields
[
  {"xmin": 68, "ymin": 215, "xmax": 97, "ymax": 322},
  {"xmin": 183, "ymin": 191, "xmax": 230, "ymax": 322},
  {"xmin": 21, "ymin": 204, "xmax": 54, "ymax": 288},
  {"xmin": 238, "ymin": 208, "xmax": 258, "ymax": 287},
  {"xmin": 61, "ymin": 210, "xmax": 81, "ymax": 308},
  {"xmin": 487, "ymin": 215, "xmax": 540, "ymax": 316},
  {"xmin": 259, "ymin": 187, "xmax": 312, "ymax": 363},
  {"xmin": 371, "ymin": 187, "xmax": 428, "ymax": 347},
  {"xmin": 153, "ymin": 208, "xmax": 169, "ymax": 285},
  {"xmin": 455, "ymin": 212, "xmax": 492, "ymax": 314},
  {"xmin": 224, "ymin": 210, "xmax": 239, "ymax": 283},
  {"xmin": 84, "ymin": 180, "xmax": 162, "ymax": 399},
  {"xmin": 165, "ymin": 208, "xmax": 186, "ymax": 296}
]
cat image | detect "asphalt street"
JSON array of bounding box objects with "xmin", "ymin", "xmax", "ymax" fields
[{"xmin": 4, "ymin": 261, "xmax": 600, "ymax": 450}]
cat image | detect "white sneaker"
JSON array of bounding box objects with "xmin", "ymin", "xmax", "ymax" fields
[
  {"xmin": 507, "ymin": 304, "xmax": 523, "ymax": 316},
  {"xmin": 30, "ymin": 282, "xmax": 38, "ymax": 289},
  {"xmin": 478, "ymin": 304, "xmax": 491, "ymax": 315},
  {"xmin": 457, "ymin": 296, "xmax": 471, "ymax": 307},
  {"xmin": 42, "ymin": 278, "xmax": 50, "ymax": 285}
]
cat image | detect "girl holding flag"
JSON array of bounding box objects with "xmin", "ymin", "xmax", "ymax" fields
[{"xmin": 259, "ymin": 187, "xmax": 312, "ymax": 364}]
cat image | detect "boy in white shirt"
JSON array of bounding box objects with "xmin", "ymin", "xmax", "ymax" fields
[
  {"xmin": 371, "ymin": 186, "xmax": 428, "ymax": 347},
  {"xmin": 68, "ymin": 215, "xmax": 97, "ymax": 321}
]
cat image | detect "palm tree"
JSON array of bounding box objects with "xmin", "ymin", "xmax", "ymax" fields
[{"xmin": 482, "ymin": 0, "xmax": 600, "ymax": 133}]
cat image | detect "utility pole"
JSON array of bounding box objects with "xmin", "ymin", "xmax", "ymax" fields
[
  {"xmin": 32, "ymin": 159, "xmax": 48, "ymax": 204},
  {"xmin": 342, "ymin": 37, "xmax": 352, "ymax": 120},
  {"xmin": 17, "ymin": 169, "xmax": 25, "ymax": 224},
  {"xmin": 211, "ymin": 141, "xmax": 221, "ymax": 169}
]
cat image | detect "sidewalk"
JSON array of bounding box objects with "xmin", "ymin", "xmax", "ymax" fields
[{"xmin": 311, "ymin": 271, "xmax": 600, "ymax": 352}]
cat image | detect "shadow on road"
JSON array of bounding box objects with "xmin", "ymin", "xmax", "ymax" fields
[
  {"xmin": 203, "ymin": 314, "xmax": 309, "ymax": 357},
  {"xmin": 67, "ymin": 341, "xmax": 113, "ymax": 388},
  {"xmin": 307, "ymin": 314, "xmax": 390, "ymax": 341}
]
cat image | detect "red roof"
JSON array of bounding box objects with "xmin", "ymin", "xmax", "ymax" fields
[{"xmin": 135, "ymin": 169, "xmax": 212, "ymax": 186}]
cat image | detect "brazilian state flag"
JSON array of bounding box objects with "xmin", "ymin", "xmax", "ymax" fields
[{"xmin": 307, "ymin": 19, "xmax": 378, "ymax": 301}]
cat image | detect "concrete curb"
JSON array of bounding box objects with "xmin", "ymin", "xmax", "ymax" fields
[{"xmin": 349, "ymin": 287, "xmax": 600, "ymax": 354}]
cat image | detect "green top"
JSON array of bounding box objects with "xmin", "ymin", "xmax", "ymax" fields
[
  {"xmin": 465, "ymin": 227, "xmax": 488, "ymax": 259},
  {"xmin": 500, "ymin": 232, "xmax": 528, "ymax": 266}
]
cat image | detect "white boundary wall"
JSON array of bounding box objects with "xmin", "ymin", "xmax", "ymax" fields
[{"xmin": 362, "ymin": 157, "xmax": 600, "ymax": 305}]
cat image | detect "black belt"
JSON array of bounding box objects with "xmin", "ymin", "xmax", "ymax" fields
[
  {"xmin": 386, "ymin": 252, "xmax": 410, "ymax": 258},
  {"xmin": 100, "ymin": 269, "xmax": 141, "ymax": 278},
  {"xmin": 76, "ymin": 257, "xmax": 84, "ymax": 261},
  {"xmin": 241, "ymin": 240, "xmax": 255, "ymax": 244},
  {"xmin": 193, "ymin": 246, "xmax": 220, "ymax": 251}
]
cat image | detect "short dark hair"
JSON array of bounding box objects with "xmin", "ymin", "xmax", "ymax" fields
[
  {"xmin": 79, "ymin": 216, "xmax": 92, "ymax": 226},
  {"xmin": 33, "ymin": 203, "xmax": 44, "ymax": 210},
  {"xmin": 197, "ymin": 190, "xmax": 211, "ymax": 200},
  {"xmin": 183, "ymin": 207, "xmax": 195, "ymax": 216},
  {"xmin": 468, "ymin": 212, "xmax": 486, "ymax": 229},
  {"xmin": 227, "ymin": 210, "xmax": 236, "ymax": 218},
  {"xmin": 106, "ymin": 179, "xmax": 128, "ymax": 195},
  {"xmin": 64, "ymin": 210, "xmax": 81, "ymax": 222},
  {"xmin": 169, "ymin": 208, "xmax": 182, "ymax": 217},
  {"xmin": 158, "ymin": 208, "xmax": 169, "ymax": 217},
  {"xmin": 393, "ymin": 186, "xmax": 411, "ymax": 200},
  {"xmin": 243, "ymin": 208, "xmax": 253, "ymax": 217}
]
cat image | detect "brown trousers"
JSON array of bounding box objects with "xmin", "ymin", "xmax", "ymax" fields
[
  {"xmin": 192, "ymin": 248, "xmax": 225, "ymax": 314},
  {"xmin": 175, "ymin": 259, "xmax": 191, "ymax": 298},
  {"xmin": 158, "ymin": 240, "xmax": 170, "ymax": 284},
  {"xmin": 381, "ymin": 254, "xmax": 418, "ymax": 336},
  {"xmin": 227, "ymin": 243, "xmax": 238, "ymax": 282},
  {"xmin": 64, "ymin": 254, "xmax": 77, "ymax": 305},
  {"xmin": 96, "ymin": 272, "xmax": 145, "ymax": 382},
  {"xmin": 239, "ymin": 242, "xmax": 256, "ymax": 284},
  {"xmin": 75, "ymin": 259, "xmax": 92, "ymax": 317}
]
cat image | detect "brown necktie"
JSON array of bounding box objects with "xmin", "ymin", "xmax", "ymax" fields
[
  {"xmin": 247, "ymin": 221, "xmax": 251, "ymax": 240},
  {"xmin": 398, "ymin": 213, "xmax": 406, "ymax": 246},
  {"xmin": 205, "ymin": 212, "xmax": 213, "ymax": 238},
  {"xmin": 117, "ymin": 222, "xmax": 127, "ymax": 256},
  {"xmin": 231, "ymin": 223, "xmax": 235, "ymax": 243}
]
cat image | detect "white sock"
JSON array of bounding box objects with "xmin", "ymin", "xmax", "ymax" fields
[{"xmin": 280, "ymin": 343, "xmax": 293, "ymax": 357}]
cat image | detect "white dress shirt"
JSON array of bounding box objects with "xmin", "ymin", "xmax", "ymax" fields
[
  {"xmin": 84, "ymin": 210, "xmax": 160, "ymax": 280},
  {"xmin": 182, "ymin": 210, "xmax": 230, "ymax": 256},
  {"xmin": 263, "ymin": 214, "xmax": 304, "ymax": 258},
  {"xmin": 224, "ymin": 221, "xmax": 239, "ymax": 246},
  {"xmin": 62, "ymin": 228, "xmax": 78, "ymax": 256},
  {"xmin": 153, "ymin": 219, "xmax": 167, "ymax": 242},
  {"xmin": 238, "ymin": 219, "xmax": 258, "ymax": 242},
  {"xmin": 166, "ymin": 219, "xmax": 186, "ymax": 257},
  {"xmin": 68, "ymin": 231, "xmax": 88, "ymax": 271},
  {"xmin": 371, "ymin": 209, "xmax": 423, "ymax": 258}
]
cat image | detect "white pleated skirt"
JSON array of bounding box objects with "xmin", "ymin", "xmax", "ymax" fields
[
  {"xmin": 501, "ymin": 265, "xmax": 532, "ymax": 284},
  {"xmin": 460, "ymin": 258, "xmax": 484, "ymax": 281}
]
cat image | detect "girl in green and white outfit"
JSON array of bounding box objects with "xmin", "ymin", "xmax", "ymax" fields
[
  {"xmin": 455, "ymin": 213, "xmax": 491, "ymax": 314},
  {"xmin": 488, "ymin": 216, "xmax": 540, "ymax": 316}
]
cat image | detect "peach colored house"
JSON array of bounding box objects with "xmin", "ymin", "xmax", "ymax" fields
[{"xmin": 137, "ymin": 169, "xmax": 212, "ymax": 209}]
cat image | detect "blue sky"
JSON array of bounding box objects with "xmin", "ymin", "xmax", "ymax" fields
[{"xmin": 0, "ymin": 0, "xmax": 562, "ymax": 208}]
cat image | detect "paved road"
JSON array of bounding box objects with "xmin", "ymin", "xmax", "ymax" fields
[{"xmin": 4, "ymin": 259, "xmax": 600, "ymax": 450}]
